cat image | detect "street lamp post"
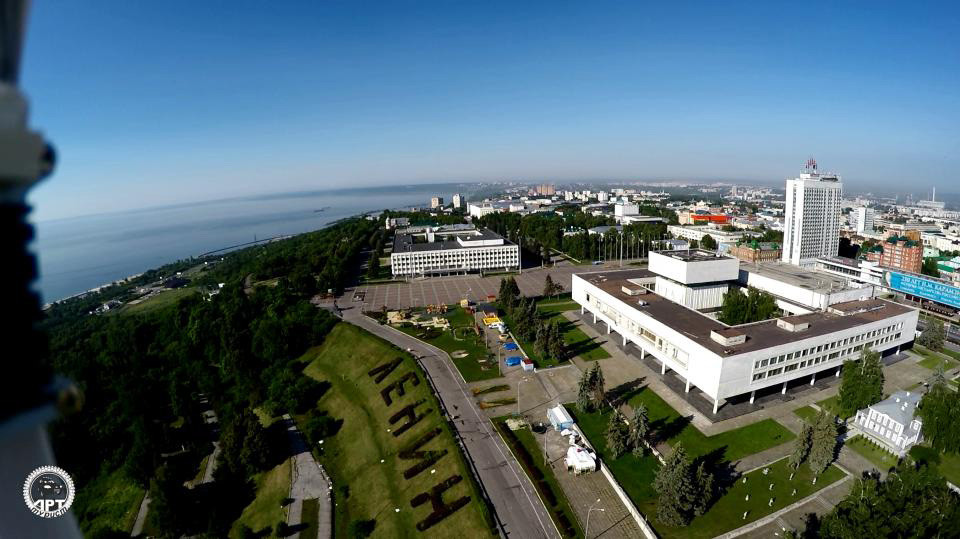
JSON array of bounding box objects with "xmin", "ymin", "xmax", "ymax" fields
[
  {"xmin": 516, "ymin": 378, "xmax": 528, "ymax": 417},
  {"xmin": 585, "ymin": 498, "xmax": 605, "ymax": 539}
]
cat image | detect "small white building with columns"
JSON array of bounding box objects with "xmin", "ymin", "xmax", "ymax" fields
[{"xmin": 571, "ymin": 253, "xmax": 918, "ymax": 414}]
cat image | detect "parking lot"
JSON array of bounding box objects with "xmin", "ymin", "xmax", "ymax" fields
[{"xmin": 340, "ymin": 261, "xmax": 626, "ymax": 311}]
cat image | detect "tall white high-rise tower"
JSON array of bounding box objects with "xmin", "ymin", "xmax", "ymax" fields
[{"xmin": 781, "ymin": 158, "xmax": 843, "ymax": 267}]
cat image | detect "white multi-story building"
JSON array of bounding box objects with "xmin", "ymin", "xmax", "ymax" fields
[
  {"xmin": 849, "ymin": 206, "xmax": 875, "ymax": 235},
  {"xmin": 430, "ymin": 196, "xmax": 444, "ymax": 209},
  {"xmin": 782, "ymin": 161, "xmax": 843, "ymax": 267},
  {"xmin": 391, "ymin": 227, "xmax": 519, "ymax": 277},
  {"xmin": 452, "ymin": 193, "xmax": 464, "ymax": 209},
  {"xmin": 667, "ymin": 225, "xmax": 756, "ymax": 246},
  {"xmin": 468, "ymin": 203, "xmax": 505, "ymax": 218},
  {"xmin": 852, "ymin": 391, "xmax": 922, "ymax": 456},
  {"xmin": 571, "ymin": 257, "xmax": 918, "ymax": 414}
]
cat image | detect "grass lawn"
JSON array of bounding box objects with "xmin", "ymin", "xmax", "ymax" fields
[
  {"xmin": 535, "ymin": 296, "xmax": 580, "ymax": 313},
  {"xmin": 120, "ymin": 287, "xmax": 197, "ymax": 315},
  {"xmin": 816, "ymin": 395, "xmax": 852, "ymax": 419},
  {"xmin": 624, "ymin": 387, "xmax": 794, "ymax": 461},
  {"xmin": 300, "ymin": 323, "xmax": 494, "ymax": 538},
  {"xmin": 230, "ymin": 458, "xmax": 291, "ymax": 538},
  {"xmin": 939, "ymin": 452, "xmax": 960, "ymax": 485},
  {"xmin": 502, "ymin": 303, "xmax": 610, "ymax": 367},
  {"xmin": 792, "ymin": 406, "xmax": 819, "ymax": 424},
  {"xmin": 915, "ymin": 345, "xmax": 960, "ymax": 371},
  {"xmin": 543, "ymin": 311, "xmax": 611, "ymax": 361},
  {"xmin": 911, "ymin": 446, "xmax": 960, "ymax": 486},
  {"xmin": 493, "ymin": 419, "xmax": 583, "ymax": 538},
  {"xmin": 846, "ymin": 435, "xmax": 900, "ymax": 471},
  {"xmin": 395, "ymin": 307, "xmax": 499, "ymax": 382},
  {"xmin": 300, "ymin": 498, "xmax": 321, "ymax": 537},
  {"xmin": 574, "ymin": 404, "xmax": 840, "ymax": 539},
  {"xmin": 658, "ymin": 459, "xmax": 845, "ymax": 539},
  {"xmin": 72, "ymin": 469, "xmax": 145, "ymax": 536}
]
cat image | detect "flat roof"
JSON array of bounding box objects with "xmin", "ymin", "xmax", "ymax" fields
[
  {"xmin": 578, "ymin": 269, "xmax": 913, "ymax": 357},
  {"xmin": 655, "ymin": 249, "xmax": 735, "ymax": 263},
  {"xmin": 393, "ymin": 228, "xmax": 514, "ymax": 253},
  {"xmin": 743, "ymin": 261, "xmax": 859, "ymax": 294}
]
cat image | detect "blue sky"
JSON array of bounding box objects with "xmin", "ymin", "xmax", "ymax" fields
[{"xmin": 21, "ymin": 1, "xmax": 960, "ymax": 220}]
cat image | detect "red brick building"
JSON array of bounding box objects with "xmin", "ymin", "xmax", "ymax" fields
[{"xmin": 865, "ymin": 234, "xmax": 922, "ymax": 274}]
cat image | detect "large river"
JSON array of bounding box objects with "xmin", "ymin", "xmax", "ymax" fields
[{"xmin": 31, "ymin": 185, "xmax": 460, "ymax": 302}]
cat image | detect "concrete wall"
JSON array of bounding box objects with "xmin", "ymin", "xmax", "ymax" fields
[{"xmin": 649, "ymin": 251, "xmax": 740, "ymax": 285}]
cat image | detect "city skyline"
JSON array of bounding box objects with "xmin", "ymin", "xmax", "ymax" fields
[{"xmin": 22, "ymin": 1, "xmax": 960, "ymax": 221}]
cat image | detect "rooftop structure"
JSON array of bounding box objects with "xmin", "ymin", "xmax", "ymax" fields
[{"xmin": 739, "ymin": 260, "xmax": 874, "ymax": 313}]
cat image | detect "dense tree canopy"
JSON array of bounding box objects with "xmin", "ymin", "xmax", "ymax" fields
[
  {"xmin": 44, "ymin": 218, "xmax": 375, "ymax": 536},
  {"xmin": 837, "ymin": 349, "xmax": 884, "ymax": 418},
  {"xmin": 789, "ymin": 465, "xmax": 960, "ymax": 538},
  {"xmin": 718, "ymin": 287, "xmax": 779, "ymax": 325}
]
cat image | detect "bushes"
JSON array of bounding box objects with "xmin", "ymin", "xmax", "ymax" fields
[{"xmin": 495, "ymin": 421, "xmax": 578, "ymax": 537}]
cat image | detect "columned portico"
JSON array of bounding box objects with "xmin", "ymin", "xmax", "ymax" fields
[
  {"xmin": 782, "ymin": 382, "xmax": 787, "ymax": 395},
  {"xmin": 661, "ymin": 361, "xmax": 667, "ymax": 375},
  {"xmin": 685, "ymin": 378, "xmax": 691, "ymax": 393},
  {"xmin": 749, "ymin": 390, "xmax": 756, "ymax": 404},
  {"xmin": 810, "ymin": 373, "xmax": 816, "ymax": 386},
  {"xmin": 835, "ymin": 366, "xmax": 841, "ymax": 377},
  {"xmin": 712, "ymin": 397, "xmax": 719, "ymax": 414}
]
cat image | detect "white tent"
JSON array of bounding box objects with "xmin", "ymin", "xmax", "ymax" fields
[{"xmin": 565, "ymin": 446, "xmax": 596, "ymax": 474}]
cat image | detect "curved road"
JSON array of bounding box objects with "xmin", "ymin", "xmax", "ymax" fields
[{"xmin": 341, "ymin": 307, "xmax": 558, "ymax": 539}]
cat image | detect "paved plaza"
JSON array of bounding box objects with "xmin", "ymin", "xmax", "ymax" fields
[{"xmin": 339, "ymin": 261, "xmax": 628, "ymax": 311}]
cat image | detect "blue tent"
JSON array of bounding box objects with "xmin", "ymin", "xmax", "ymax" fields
[
  {"xmin": 503, "ymin": 342, "xmax": 519, "ymax": 351},
  {"xmin": 504, "ymin": 356, "xmax": 522, "ymax": 366}
]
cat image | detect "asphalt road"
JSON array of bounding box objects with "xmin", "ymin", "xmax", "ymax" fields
[{"xmin": 341, "ymin": 307, "xmax": 558, "ymax": 539}]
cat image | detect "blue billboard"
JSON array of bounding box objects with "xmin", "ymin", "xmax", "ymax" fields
[{"xmin": 885, "ymin": 271, "xmax": 960, "ymax": 309}]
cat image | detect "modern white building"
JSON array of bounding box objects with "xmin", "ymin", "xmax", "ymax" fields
[
  {"xmin": 452, "ymin": 193, "xmax": 464, "ymax": 209},
  {"xmin": 739, "ymin": 261, "xmax": 875, "ymax": 314},
  {"xmin": 468, "ymin": 203, "xmax": 506, "ymax": 218},
  {"xmin": 782, "ymin": 161, "xmax": 843, "ymax": 267},
  {"xmin": 571, "ymin": 259, "xmax": 918, "ymax": 414},
  {"xmin": 430, "ymin": 196, "xmax": 444, "ymax": 209},
  {"xmin": 852, "ymin": 391, "xmax": 923, "ymax": 456},
  {"xmin": 849, "ymin": 206, "xmax": 875, "ymax": 235},
  {"xmin": 667, "ymin": 225, "xmax": 755, "ymax": 246},
  {"xmin": 391, "ymin": 226, "xmax": 519, "ymax": 277}
]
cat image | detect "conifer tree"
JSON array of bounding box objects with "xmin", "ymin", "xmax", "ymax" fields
[
  {"xmin": 606, "ymin": 411, "xmax": 629, "ymax": 458},
  {"xmin": 591, "ymin": 363, "xmax": 606, "ymax": 405},
  {"xmin": 654, "ymin": 443, "xmax": 696, "ymax": 526},
  {"xmin": 808, "ymin": 412, "xmax": 838, "ymax": 476},
  {"xmin": 576, "ymin": 368, "xmax": 595, "ymax": 413},
  {"xmin": 789, "ymin": 423, "xmax": 813, "ymax": 470},
  {"xmin": 628, "ymin": 404, "xmax": 650, "ymax": 456},
  {"xmin": 692, "ymin": 461, "xmax": 714, "ymax": 517}
]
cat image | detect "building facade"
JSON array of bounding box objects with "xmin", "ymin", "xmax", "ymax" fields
[
  {"xmin": 782, "ymin": 162, "xmax": 843, "ymax": 267},
  {"xmin": 852, "ymin": 391, "xmax": 922, "ymax": 456},
  {"xmin": 572, "ymin": 265, "xmax": 917, "ymax": 414},
  {"xmin": 866, "ymin": 234, "xmax": 923, "ymax": 274},
  {"xmin": 430, "ymin": 196, "xmax": 444, "ymax": 209},
  {"xmin": 730, "ymin": 241, "xmax": 782, "ymax": 263},
  {"xmin": 452, "ymin": 193, "xmax": 464, "ymax": 209},
  {"xmin": 849, "ymin": 206, "xmax": 875, "ymax": 235},
  {"xmin": 391, "ymin": 227, "xmax": 519, "ymax": 277}
]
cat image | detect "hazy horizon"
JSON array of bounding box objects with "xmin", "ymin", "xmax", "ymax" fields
[{"xmin": 22, "ymin": 1, "xmax": 959, "ymax": 221}]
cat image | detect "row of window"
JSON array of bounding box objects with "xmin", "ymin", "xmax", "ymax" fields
[
  {"xmin": 753, "ymin": 323, "xmax": 903, "ymax": 370},
  {"xmin": 751, "ymin": 332, "xmax": 901, "ymax": 382}
]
